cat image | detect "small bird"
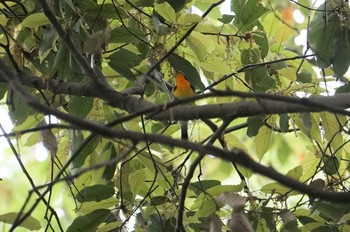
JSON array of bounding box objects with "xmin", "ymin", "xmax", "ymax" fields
[{"xmin": 172, "ymin": 71, "xmax": 195, "ymax": 140}]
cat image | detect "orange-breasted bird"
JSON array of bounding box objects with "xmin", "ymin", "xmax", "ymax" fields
[{"xmin": 172, "ymin": 71, "xmax": 195, "ymax": 140}]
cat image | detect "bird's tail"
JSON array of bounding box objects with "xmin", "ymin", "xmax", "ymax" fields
[{"xmin": 178, "ymin": 121, "xmax": 188, "ymax": 140}]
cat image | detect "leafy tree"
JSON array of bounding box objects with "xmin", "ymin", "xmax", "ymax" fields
[{"xmin": 1, "ymin": 0, "xmax": 350, "ymax": 231}]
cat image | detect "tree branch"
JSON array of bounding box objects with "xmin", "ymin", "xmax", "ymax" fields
[{"xmin": 2, "ymin": 68, "xmax": 350, "ymax": 123}]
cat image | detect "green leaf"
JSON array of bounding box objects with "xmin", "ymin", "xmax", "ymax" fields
[
  {"xmin": 336, "ymin": 83, "xmax": 350, "ymax": 94},
  {"xmin": 199, "ymin": 56, "xmax": 231, "ymax": 74},
  {"xmin": 53, "ymin": 43, "xmax": 81, "ymax": 81},
  {"xmin": 322, "ymin": 155, "xmax": 339, "ymax": 175},
  {"xmin": 313, "ymin": 201, "xmax": 350, "ymax": 221},
  {"xmin": 108, "ymin": 48, "xmax": 141, "ymax": 67},
  {"xmin": 261, "ymin": 182, "xmax": 298, "ymax": 195},
  {"xmin": 8, "ymin": 89, "xmax": 35, "ymax": 125},
  {"xmin": 233, "ymin": 0, "xmax": 268, "ymax": 28},
  {"xmin": 241, "ymin": 48, "xmax": 274, "ymax": 91},
  {"xmin": 294, "ymin": 113, "xmax": 322, "ymax": 143},
  {"xmin": 186, "ymin": 31, "xmax": 214, "ymax": 61},
  {"xmin": 309, "ymin": 3, "xmax": 339, "ymax": 68},
  {"xmin": 76, "ymin": 184, "xmax": 115, "ymax": 203},
  {"xmin": 108, "ymin": 48, "xmax": 141, "ymax": 80},
  {"xmin": 102, "ymin": 143, "xmax": 117, "ymax": 181},
  {"xmin": 320, "ymin": 112, "xmax": 344, "ymax": 156},
  {"xmin": 247, "ymin": 116, "xmax": 264, "ymax": 137},
  {"xmin": 68, "ymin": 96, "xmax": 93, "ymax": 118},
  {"xmin": 153, "ymin": 16, "xmax": 171, "ymax": 35},
  {"xmin": 286, "ymin": 166, "xmax": 303, "ymax": 180},
  {"xmin": 168, "ymin": 53, "xmax": 205, "ymax": 91},
  {"xmin": 279, "ymin": 114, "xmax": 289, "ymax": 132},
  {"xmin": 154, "ymin": 2, "xmax": 176, "ymax": 23},
  {"xmin": 178, "ymin": 13, "xmax": 201, "ymax": 25},
  {"xmin": 218, "ymin": 14, "xmax": 234, "ymax": 24},
  {"xmin": 254, "ymin": 125, "xmax": 272, "ymax": 160},
  {"xmin": 262, "ymin": 12, "xmax": 281, "ymax": 38},
  {"xmin": 0, "ymin": 83, "xmax": 7, "ymax": 100},
  {"xmin": 129, "ymin": 169, "xmax": 146, "ymax": 196},
  {"xmin": 72, "ymin": 136, "xmax": 101, "ymax": 168},
  {"xmin": 22, "ymin": 13, "xmax": 50, "ymax": 28},
  {"xmin": 0, "ymin": 13, "xmax": 8, "ymax": 26},
  {"xmin": 300, "ymin": 113, "xmax": 312, "ymax": 133},
  {"xmin": 194, "ymin": 198, "xmax": 218, "ymax": 218},
  {"xmin": 67, "ymin": 209, "xmax": 110, "ymax": 232},
  {"xmin": 0, "ymin": 212, "xmax": 41, "ymax": 231},
  {"xmin": 277, "ymin": 138, "xmax": 291, "ymax": 164},
  {"xmin": 16, "ymin": 29, "xmax": 36, "ymax": 50},
  {"xmin": 296, "ymin": 69, "xmax": 313, "ymax": 83},
  {"xmin": 39, "ymin": 26, "xmax": 57, "ymax": 57},
  {"xmin": 192, "ymin": 184, "xmax": 244, "ymax": 210},
  {"xmin": 84, "ymin": 4, "xmax": 120, "ymax": 19},
  {"xmin": 332, "ymin": 27, "xmax": 350, "ymax": 77},
  {"xmin": 111, "ymin": 27, "xmax": 145, "ymax": 43},
  {"xmin": 189, "ymin": 180, "xmax": 221, "ymax": 195},
  {"xmin": 146, "ymin": 214, "xmax": 176, "ymax": 232},
  {"xmin": 95, "ymin": 221, "xmax": 123, "ymax": 232},
  {"xmin": 295, "ymin": 208, "xmax": 325, "ymax": 224},
  {"xmin": 78, "ymin": 198, "xmax": 119, "ymax": 214},
  {"xmin": 253, "ymin": 22, "xmax": 269, "ymax": 59}
]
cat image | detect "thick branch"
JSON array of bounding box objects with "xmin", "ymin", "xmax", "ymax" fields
[{"xmin": 2, "ymin": 71, "xmax": 350, "ymax": 122}]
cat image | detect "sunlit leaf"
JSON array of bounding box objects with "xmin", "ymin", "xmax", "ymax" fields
[
  {"xmin": 320, "ymin": 112, "xmax": 344, "ymax": 156},
  {"xmin": 78, "ymin": 198, "xmax": 119, "ymax": 214},
  {"xmin": 154, "ymin": 2, "xmax": 176, "ymax": 23},
  {"xmin": 129, "ymin": 169, "xmax": 146, "ymax": 197},
  {"xmin": 261, "ymin": 182, "xmax": 298, "ymax": 195},
  {"xmin": 95, "ymin": 221, "xmax": 123, "ymax": 232},
  {"xmin": 286, "ymin": 166, "xmax": 303, "ymax": 180},
  {"xmin": 0, "ymin": 212, "xmax": 41, "ymax": 231},
  {"xmin": 254, "ymin": 125, "xmax": 272, "ymax": 160},
  {"xmin": 22, "ymin": 13, "xmax": 50, "ymax": 27},
  {"xmin": 218, "ymin": 14, "xmax": 234, "ymax": 24},
  {"xmin": 196, "ymin": 199, "xmax": 218, "ymax": 218},
  {"xmin": 186, "ymin": 31, "xmax": 214, "ymax": 61},
  {"xmin": 233, "ymin": 0, "xmax": 268, "ymax": 28}
]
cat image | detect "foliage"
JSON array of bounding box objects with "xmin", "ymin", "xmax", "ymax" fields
[{"xmin": 1, "ymin": 0, "xmax": 350, "ymax": 231}]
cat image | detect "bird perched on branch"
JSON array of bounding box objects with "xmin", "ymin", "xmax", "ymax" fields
[{"xmin": 172, "ymin": 71, "xmax": 195, "ymax": 140}]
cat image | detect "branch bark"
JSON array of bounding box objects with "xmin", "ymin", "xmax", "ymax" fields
[{"xmin": 2, "ymin": 69, "xmax": 350, "ymax": 122}]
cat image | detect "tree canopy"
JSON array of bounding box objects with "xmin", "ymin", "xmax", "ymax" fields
[{"xmin": 1, "ymin": 0, "xmax": 350, "ymax": 231}]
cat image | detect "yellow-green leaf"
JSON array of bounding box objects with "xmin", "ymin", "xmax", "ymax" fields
[
  {"xmin": 320, "ymin": 112, "xmax": 344, "ymax": 157},
  {"xmin": 129, "ymin": 169, "xmax": 146, "ymax": 196},
  {"xmin": 178, "ymin": 13, "xmax": 201, "ymax": 25},
  {"xmin": 200, "ymin": 57, "xmax": 231, "ymax": 74},
  {"xmin": 255, "ymin": 126, "xmax": 272, "ymax": 160},
  {"xmin": 261, "ymin": 182, "xmax": 299, "ymax": 195},
  {"xmin": 262, "ymin": 12, "xmax": 281, "ymax": 38},
  {"xmin": 186, "ymin": 31, "xmax": 214, "ymax": 61},
  {"xmin": 78, "ymin": 198, "xmax": 119, "ymax": 214},
  {"xmin": 22, "ymin": 13, "xmax": 50, "ymax": 28},
  {"xmin": 286, "ymin": 166, "xmax": 303, "ymax": 180},
  {"xmin": 293, "ymin": 113, "xmax": 322, "ymax": 143},
  {"xmin": 154, "ymin": 2, "xmax": 176, "ymax": 23},
  {"xmin": 0, "ymin": 212, "xmax": 41, "ymax": 231}
]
